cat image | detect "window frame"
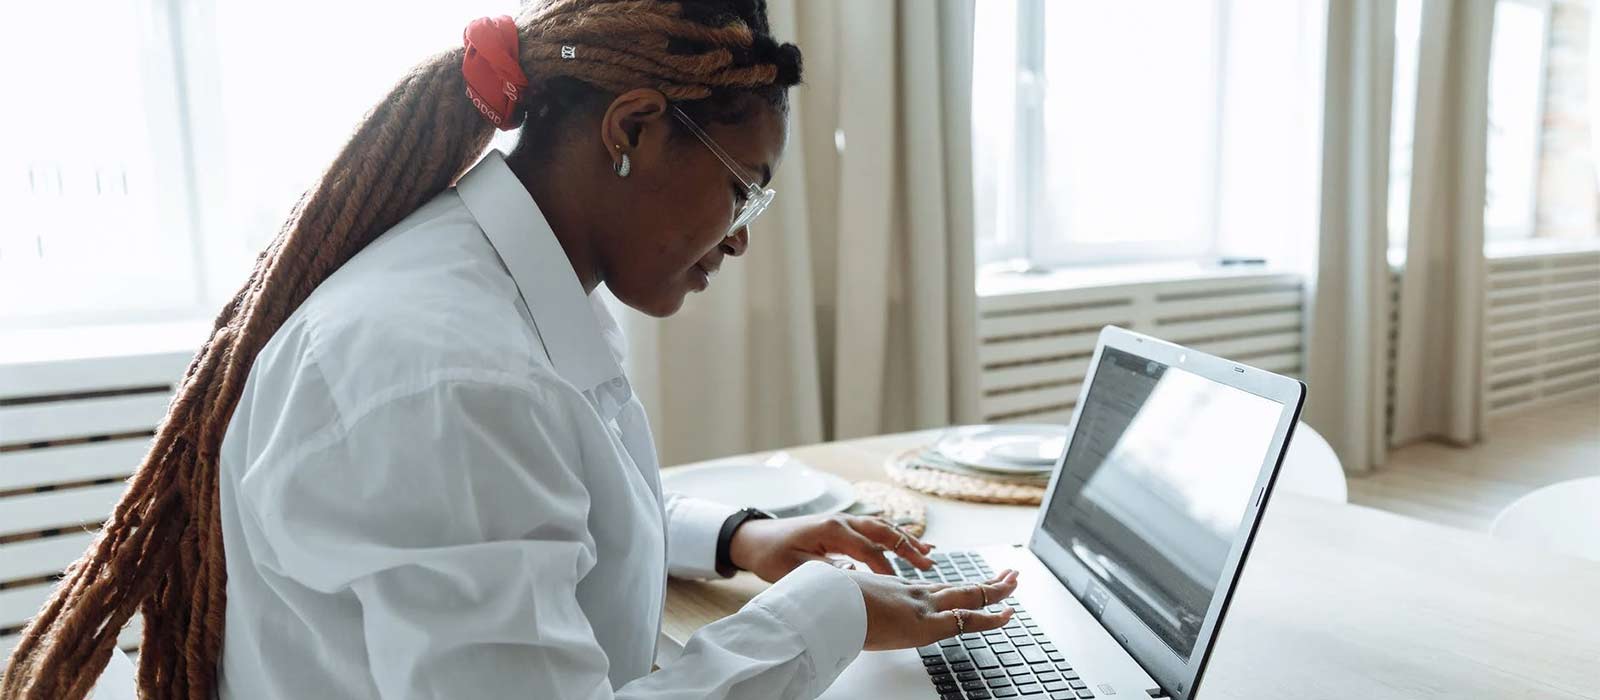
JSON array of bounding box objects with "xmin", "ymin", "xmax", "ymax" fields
[
  {"xmin": 1483, "ymin": 0, "xmax": 1553, "ymax": 242},
  {"xmin": 983, "ymin": 0, "xmax": 1233, "ymax": 271}
]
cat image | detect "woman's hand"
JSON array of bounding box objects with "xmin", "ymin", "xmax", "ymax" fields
[
  {"xmin": 848, "ymin": 569, "xmax": 1020, "ymax": 650},
  {"xmin": 728, "ymin": 513, "xmax": 936, "ymax": 582}
]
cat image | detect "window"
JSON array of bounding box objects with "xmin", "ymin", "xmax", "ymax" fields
[
  {"xmin": 1389, "ymin": 0, "xmax": 1597, "ymax": 253},
  {"xmin": 972, "ymin": 0, "xmax": 1327, "ymax": 271},
  {"xmin": 1484, "ymin": 0, "xmax": 1551, "ymax": 240},
  {"xmin": 0, "ymin": 0, "xmax": 520, "ymax": 326}
]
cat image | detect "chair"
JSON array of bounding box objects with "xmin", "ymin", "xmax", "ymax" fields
[
  {"xmin": 1276, "ymin": 422, "xmax": 1349, "ymax": 503},
  {"xmin": 1490, "ymin": 477, "xmax": 1600, "ymax": 562}
]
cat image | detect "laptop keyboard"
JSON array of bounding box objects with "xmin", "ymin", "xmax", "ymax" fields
[{"xmin": 893, "ymin": 552, "xmax": 1096, "ymax": 700}]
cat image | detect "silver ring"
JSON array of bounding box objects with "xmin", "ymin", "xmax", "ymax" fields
[
  {"xmin": 894, "ymin": 532, "xmax": 910, "ymax": 552},
  {"xmin": 954, "ymin": 609, "xmax": 966, "ymax": 636}
]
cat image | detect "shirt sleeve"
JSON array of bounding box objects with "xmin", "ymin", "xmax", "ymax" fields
[
  {"xmin": 663, "ymin": 493, "xmax": 740, "ymax": 580},
  {"xmin": 236, "ymin": 371, "xmax": 866, "ymax": 700}
]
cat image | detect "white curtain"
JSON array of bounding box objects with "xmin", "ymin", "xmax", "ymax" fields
[
  {"xmin": 1306, "ymin": 0, "xmax": 1495, "ymax": 473},
  {"xmin": 1304, "ymin": 0, "xmax": 1399, "ymax": 475},
  {"xmin": 615, "ymin": 0, "xmax": 981, "ymax": 466},
  {"xmin": 1390, "ymin": 0, "xmax": 1493, "ymax": 447}
]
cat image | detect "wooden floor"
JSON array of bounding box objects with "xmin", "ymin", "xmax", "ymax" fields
[{"xmin": 1348, "ymin": 391, "xmax": 1600, "ymax": 532}]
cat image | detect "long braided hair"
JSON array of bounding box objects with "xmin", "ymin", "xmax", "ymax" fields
[{"xmin": 0, "ymin": 1, "xmax": 801, "ymax": 697}]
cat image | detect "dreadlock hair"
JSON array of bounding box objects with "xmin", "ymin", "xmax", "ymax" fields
[{"xmin": 0, "ymin": 1, "xmax": 801, "ymax": 697}]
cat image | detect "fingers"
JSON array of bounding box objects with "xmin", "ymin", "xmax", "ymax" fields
[
  {"xmin": 930, "ymin": 570, "xmax": 1019, "ymax": 612},
  {"xmin": 826, "ymin": 521, "xmax": 896, "ymax": 575},
  {"xmin": 936, "ymin": 605, "xmax": 1015, "ymax": 638},
  {"xmin": 852, "ymin": 516, "xmax": 936, "ymax": 569}
]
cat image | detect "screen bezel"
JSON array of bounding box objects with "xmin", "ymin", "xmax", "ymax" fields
[{"xmin": 1026, "ymin": 326, "xmax": 1305, "ymax": 700}]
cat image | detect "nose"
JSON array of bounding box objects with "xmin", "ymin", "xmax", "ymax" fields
[{"xmin": 720, "ymin": 226, "xmax": 749, "ymax": 257}]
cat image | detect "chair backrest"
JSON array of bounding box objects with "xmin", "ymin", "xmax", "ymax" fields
[
  {"xmin": 1491, "ymin": 477, "xmax": 1600, "ymax": 562},
  {"xmin": 1276, "ymin": 422, "xmax": 1349, "ymax": 503}
]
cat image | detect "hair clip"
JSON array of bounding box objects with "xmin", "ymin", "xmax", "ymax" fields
[{"xmin": 561, "ymin": 46, "xmax": 576, "ymax": 59}]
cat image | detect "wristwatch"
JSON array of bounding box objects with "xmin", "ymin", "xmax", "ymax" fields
[{"xmin": 714, "ymin": 507, "xmax": 774, "ymax": 578}]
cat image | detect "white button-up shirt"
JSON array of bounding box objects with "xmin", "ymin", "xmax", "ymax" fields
[{"xmin": 215, "ymin": 151, "xmax": 867, "ymax": 699}]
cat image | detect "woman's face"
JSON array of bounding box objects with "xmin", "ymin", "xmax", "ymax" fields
[{"xmin": 598, "ymin": 97, "xmax": 787, "ymax": 317}]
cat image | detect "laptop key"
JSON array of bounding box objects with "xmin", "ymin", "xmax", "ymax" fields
[
  {"xmin": 985, "ymin": 675, "xmax": 1013, "ymax": 687},
  {"xmin": 946, "ymin": 648, "xmax": 972, "ymax": 663},
  {"xmin": 991, "ymin": 688, "xmax": 1019, "ymax": 698},
  {"xmin": 1043, "ymin": 681, "xmax": 1069, "ymax": 692},
  {"xmin": 958, "ymin": 671, "xmax": 981, "ymax": 682},
  {"xmin": 919, "ymin": 645, "xmax": 945, "ymax": 658},
  {"xmin": 1020, "ymin": 647, "xmax": 1049, "ymax": 665},
  {"xmin": 970, "ymin": 649, "xmax": 1001, "ymax": 669},
  {"xmin": 964, "ymin": 680, "xmax": 989, "ymax": 691},
  {"xmin": 1076, "ymin": 692, "xmax": 1096, "ymax": 699},
  {"xmin": 996, "ymin": 652, "xmax": 1025, "ymax": 667},
  {"xmin": 952, "ymin": 661, "xmax": 976, "ymax": 673},
  {"xmin": 1068, "ymin": 680, "xmax": 1088, "ymax": 690}
]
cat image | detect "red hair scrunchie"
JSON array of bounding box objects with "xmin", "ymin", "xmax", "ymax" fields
[{"xmin": 463, "ymin": 15, "xmax": 529, "ymax": 130}]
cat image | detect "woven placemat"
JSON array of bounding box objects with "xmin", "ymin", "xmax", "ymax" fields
[
  {"xmin": 851, "ymin": 480, "xmax": 927, "ymax": 537},
  {"xmin": 885, "ymin": 448, "xmax": 1047, "ymax": 505}
]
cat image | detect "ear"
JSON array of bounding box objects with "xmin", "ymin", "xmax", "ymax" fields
[{"xmin": 600, "ymin": 88, "xmax": 671, "ymax": 172}]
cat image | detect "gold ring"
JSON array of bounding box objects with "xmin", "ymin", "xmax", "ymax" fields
[
  {"xmin": 894, "ymin": 532, "xmax": 910, "ymax": 552},
  {"xmin": 978, "ymin": 585, "xmax": 989, "ymax": 608}
]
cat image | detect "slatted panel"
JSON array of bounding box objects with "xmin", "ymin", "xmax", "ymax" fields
[
  {"xmin": 0, "ymin": 393, "xmax": 171, "ymax": 445},
  {"xmin": 0, "ymin": 346, "xmax": 189, "ymax": 666},
  {"xmin": 0, "ymin": 615, "xmax": 142, "ymax": 662},
  {"xmin": 977, "ymin": 271, "xmax": 1304, "ymax": 422},
  {"xmin": 1482, "ymin": 250, "xmax": 1600, "ymax": 416},
  {"xmin": 0, "ymin": 437, "xmax": 149, "ymax": 492}
]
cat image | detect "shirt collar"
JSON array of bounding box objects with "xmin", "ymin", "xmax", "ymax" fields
[{"xmin": 455, "ymin": 150, "xmax": 625, "ymax": 394}]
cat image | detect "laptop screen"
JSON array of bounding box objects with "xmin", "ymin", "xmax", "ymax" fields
[{"xmin": 1040, "ymin": 346, "xmax": 1283, "ymax": 661}]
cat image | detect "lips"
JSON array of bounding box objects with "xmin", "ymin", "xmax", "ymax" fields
[
  {"xmin": 689, "ymin": 256, "xmax": 722, "ymax": 292},
  {"xmin": 690, "ymin": 262, "xmax": 711, "ymax": 291}
]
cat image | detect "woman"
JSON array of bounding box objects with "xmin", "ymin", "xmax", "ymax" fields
[{"xmin": 1, "ymin": 1, "xmax": 1018, "ymax": 698}]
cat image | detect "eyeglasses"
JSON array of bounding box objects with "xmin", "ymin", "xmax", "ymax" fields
[{"xmin": 671, "ymin": 105, "xmax": 776, "ymax": 236}]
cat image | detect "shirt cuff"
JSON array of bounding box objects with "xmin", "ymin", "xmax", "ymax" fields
[
  {"xmin": 750, "ymin": 560, "xmax": 868, "ymax": 692},
  {"xmin": 665, "ymin": 495, "xmax": 741, "ymax": 580}
]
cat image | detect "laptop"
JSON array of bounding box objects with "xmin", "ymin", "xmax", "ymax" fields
[{"xmin": 821, "ymin": 326, "xmax": 1305, "ymax": 700}]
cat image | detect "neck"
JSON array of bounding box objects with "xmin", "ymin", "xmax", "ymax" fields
[{"xmin": 507, "ymin": 152, "xmax": 603, "ymax": 295}]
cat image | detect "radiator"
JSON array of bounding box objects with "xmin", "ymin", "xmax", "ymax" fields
[
  {"xmin": 1482, "ymin": 248, "xmax": 1600, "ymax": 416},
  {"xmin": 976, "ymin": 270, "xmax": 1305, "ymax": 423},
  {"xmin": 0, "ymin": 339, "xmax": 194, "ymax": 663}
]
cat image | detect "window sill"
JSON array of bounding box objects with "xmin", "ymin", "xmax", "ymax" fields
[
  {"xmin": 977, "ymin": 259, "xmax": 1296, "ymax": 299},
  {"xmin": 0, "ymin": 320, "xmax": 210, "ymax": 398},
  {"xmin": 1485, "ymin": 237, "xmax": 1600, "ymax": 260}
]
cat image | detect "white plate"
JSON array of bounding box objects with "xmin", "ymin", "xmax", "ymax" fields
[
  {"xmin": 662, "ymin": 462, "xmax": 851, "ymax": 517},
  {"xmin": 932, "ymin": 425, "xmax": 1069, "ymax": 474}
]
